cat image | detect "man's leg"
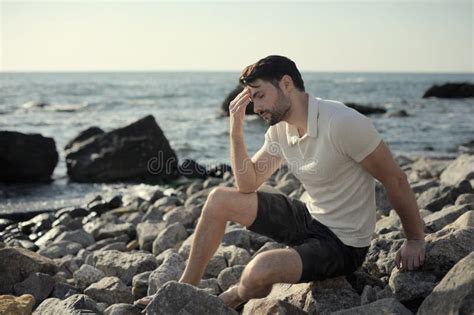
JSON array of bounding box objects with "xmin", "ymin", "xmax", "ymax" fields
[
  {"xmin": 219, "ymin": 248, "xmax": 303, "ymax": 308},
  {"xmin": 179, "ymin": 186, "xmax": 259, "ymax": 285}
]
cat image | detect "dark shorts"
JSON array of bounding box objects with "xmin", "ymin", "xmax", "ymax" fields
[{"xmin": 246, "ymin": 191, "xmax": 369, "ymax": 283}]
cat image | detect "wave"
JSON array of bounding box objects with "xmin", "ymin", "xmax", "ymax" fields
[{"xmin": 19, "ymin": 101, "xmax": 89, "ymax": 112}]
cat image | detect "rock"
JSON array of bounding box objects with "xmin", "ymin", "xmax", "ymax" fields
[
  {"xmin": 221, "ymin": 85, "xmax": 255, "ymax": 116},
  {"xmin": 222, "ymin": 228, "xmax": 252, "ymax": 249},
  {"xmin": 177, "ymin": 233, "xmax": 194, "ymax": 259},
  {"xmin": 37, "ymin": 241, "xmax": 82, "ymax": 259},
  {"xmin": 0, "ymin": 131, "xmax": 58, "ymax": 183},
  {"xmin": 416, "ymin": 186, "xmax": 453, "ymax": 212},
  {"xmin": 422, "ymin": 82, "xmax": 474, "ymax": 98},
  {"xmin": 86, "ymin": 234, "xmax": 130, "ymax": 251},
  {"xmin": 363, "ymin": 238, "xmax": 404, "ymax": 277},
  {"xmin": 207, "ymin": 163, "xmax": 232, "ymax": 178},
  {"xmin": 375, "ymin": 182, "xmax": 392, "ymax": 216},
  {"xmin": 0, "ymin": 294, "xmax": 35, "ymax": 315},
  {"xmin": 423, "ymin": 226, "xmax": 474, "ymax": 278},
  {"xmin": 458, "ymin": 139, "xmax": 474, "ymax": 154},
  {"xmin": 441, "ymin": 210, "xmax": 474, "ymax": 230},
  {"xmin": 104, "ymin": 303, "xmax": 141, "ymax": 315},
  {"xmin": 0, "ymin": 218, "xmax": 14, "ymax": 230},
  {"xmin": 455, "ymin": 193, "xmax": 474, "ymax": 205},
  {"xmin": 152, "ymin": 222, "xmax": 188, "ymax": 255},
  {"xmin": 73, "ymin": 264, "xmax": 105, "ymax": 289},
  {"xmin": 360, "ymin": 285, "xmax": 377, "ymax": 305},
  {"xmin": 440, "ymin": 154, "xmax": 474, "ymax": 186},
  {"xmin": 93, "ymin": 250, "xmax": 158, "ymax": 285},
  {"xmin": 0, "ymin": 247, "xmax": 58, "ymax": 294},
  {"xmin": 65, "ymin": 115, "xmax": 178, "ymax": 182},
  {"xmin": 141, "ymin": 206, "xmax": 164, "ymax": 222},
  {"xmin": 163, "ymin": 205, "xmax": 200, "ymax": 228},
  {"xmin": 331, "ymin": 298, "xmax": 412, "ymax": 314},
  {"xmin": 423, "ymin": 204, "xmax": 472, "ymax": 232},
  {"xmin": 305, "ymin": 277, "xmax": 361, "ymax": 314},
  {"xmin": 243, "ymin": 298, "xmax": 308, "ymax": 315},
  {"xmin": 55, "ymin": 229, "xmax": 95, "ymax": 248},
  {"xmin": 64, "ymin": 126, "xmax": 104, "ymax": 151},
  {"xmin": 375, "ymin": 215, "xmax": 401, "ymax": 235},
  {"xmin": 145, "ymin": 281, "xmax": 237, "ymax": 314},
  {"xmin": 147, "ymin": 253, "xmax": 185, "ymax": 295},
  {"xmin": 84, "ymin": 220, "xmax": 135, "ymax": 241},
  {"xmin": 34, "ymin": 294, "xmax": 99, "ymax": 314},
  {"xmin": 387, "ymin": 109, "xmax": 409, "ymax": 117},
  {"xmin": 204, "ymin": 255, "xmax": 228, "ymax": 278},
  {"xmin": 410, "ymin": 179, "xmax": 438, "ymax": 194},
  {"xmin": 344, "ymin": 103, "xmax": 387, "ymax": 115},
  {"xmin": 388, "ymin": 268, "xmax": 437, "ymax": 302},
  {"xmin": 18, "ymin": 213, "xmax": 54, "ymax": 234},
  {"xmin": 217, "ymin": 245, "xmax": 251, "ymax": 266},
  {"xmin": 345, "ymin": 271, "xmax": 385, "ymax": 295},
  {"xmin": 84, "ymin": 276, "xmax": 133, "ymax": 305},
  {"xmin": 198, "ymin": 278, "xmax": 221, "ymax": 295},
  {"xmin": 132, "ymin": 271, "xmax": 152, "ymax": 300},
  {"xmin": 13, "ymin": 272, "xmax": 55, "ymax": 307},
  {"xmin": 418, "ymin": 251, "xmax": 474, "ymax": 315},
  {"xmin": 178, "ymin": 158, "xmax": 208, "ymax": 179},
  {"xmin": 217, "ymin": 265, "xmax": 245, "ymax": 292},
  {"xmin": 50, "ymin": 282, "xmax": 79, "ymax": 299}
]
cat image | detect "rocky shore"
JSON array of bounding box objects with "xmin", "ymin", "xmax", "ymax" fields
[{"xmin": 0, "ymin": 151, "xmax": 473, "ymax": 314}]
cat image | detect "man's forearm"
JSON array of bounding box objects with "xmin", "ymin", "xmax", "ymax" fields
[
  {"xmin": 384, "ymin": 175, "xmax": 425, "ymax": 240},
  {"xmin": 230, "ymin": 127, "xmax": 257, "ymax": 192}
]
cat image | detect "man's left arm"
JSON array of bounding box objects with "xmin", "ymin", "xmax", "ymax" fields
[{"xmin": 359, "ymin": 140, "xmax": 426, "ymax": 271}]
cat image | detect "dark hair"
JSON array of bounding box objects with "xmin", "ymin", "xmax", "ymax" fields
[{"xmin": 239, "ymin": 55, "xmax": 305, "ymax": 92}]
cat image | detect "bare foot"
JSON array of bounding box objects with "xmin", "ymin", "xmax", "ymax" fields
[{"xmin": 218, "ymin": 285, "xmax": 246, "ymax": 309}]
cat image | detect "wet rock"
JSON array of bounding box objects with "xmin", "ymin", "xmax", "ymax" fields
[
  {"xmin": 331, "ymin": 298, "xmax": 412, "ymax": 314},
  {"xmin": 0, "ymin": 131, "xmax": 58, "ymax": 183},
  {"xmin": 147, "ymin": 253, "xmax": 185, "ymax": 295},
  {"xmin": 65, "ymin": 115, "xmax": 178, "ymax": 182},
  {"xmin": 0, "ymin": 294, "xmax": 35, "ymax": 315},
  {"xmin": 422, "ymin": 82, "xmax": 474, "ymax": 99},
  {"xmin": 64, "ymin": 126, "xmax": 104, "ymax": 151},
  {"xmin": 152, "ymin": 222, "xmax": 188, "ymax": 255},
  {"xmin": 178, "ymin": 158, "xmax": 208, "ymax": 179},
  {"xmin": 93, "ymin": 250, "xmax": 158, "ymax": 285},
  {"xmin": 387, "ymin": 109, "xmax": 409, "ymax": 117},
  {"xmin": 345, "ymin": 103, "xmax": 387, "ymax": 115},
  {"xmin": 84, "ymin": 276, "xmax": 133, "ymax": 305},
  {"xmin": 217, "ymin": 265, "xmax": 245, "ymax": 292},
  {"xmin": 145, "ymin": 281, "xmax": 237, "ymax": 314},
  {"xmin": 73, "ymin": 264, "xmax": 105, "ymax": 289},
  {"xmin": 418, "ymin": 251, "xmax": 474, "ymax": 315},
  {"xmin": 34, "ymin": 294, "xmax": 100, "ymax": 314},
  {"xmin": 0, "ymin": 247, "xmax": 58, "ymax": 294},
  {"xmin": 13, "ymin": 273, "xmax": 55, "ymax": 307}
]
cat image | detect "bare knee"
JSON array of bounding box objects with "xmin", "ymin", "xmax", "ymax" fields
[
  {"xmin": 202, "ymin": 187, "xmax": 237, "ymax": 220},
  {"xmin": 240, "ymin": 254, "xmax": 273, "ymax": 289}
]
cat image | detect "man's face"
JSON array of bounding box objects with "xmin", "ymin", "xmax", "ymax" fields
[{"xmin": 247, "ymin": 79, "xmax": 291, "ymax": 126}]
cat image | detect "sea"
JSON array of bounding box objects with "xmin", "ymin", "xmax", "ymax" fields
[{"xmin": 0, "ymin": 72, "xmax": 473, "ymax": 216}]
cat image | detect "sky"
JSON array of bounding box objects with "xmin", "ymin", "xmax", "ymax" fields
[{"xmin": 0, "ymin": 0, "xmax": 472, "ymax": 72}]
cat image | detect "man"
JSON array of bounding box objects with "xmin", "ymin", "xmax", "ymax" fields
[{"xmin": 137, "ymin": 55, "xmax": 426, "ymax": 310}]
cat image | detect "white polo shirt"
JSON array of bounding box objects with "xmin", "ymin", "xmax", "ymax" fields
[{"xmin": 262, "ymin": 94, "xmax": 382, "ymax": 247}]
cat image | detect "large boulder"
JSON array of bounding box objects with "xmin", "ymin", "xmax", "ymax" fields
[
  {"xmin": 0, "ymin": 247, "xmax": 58, "ymax": 294},
  {"xmin": 144, "ymin": 281, "xmax": 237, "ymax": 315},
  {"xmin": 344, "ymin": 103, "xmax": 387, "ymax": 115},
  {"xmin": 417, "ymin": 251, "xmax": 474, "ymax": 315},
  {"xmin": 0, "ymin": 131, "xmax": 58, "ymax": 183},
  {"xmin": 422, "ymin": 82, "xmax": 474, "ymax": 98},
  {"xmin": 65, "ymin": 115, "xmax": 178, "ymax": 182}
]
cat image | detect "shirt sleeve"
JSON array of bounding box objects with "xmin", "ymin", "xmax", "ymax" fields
[
  {"xmin": 329, "ymin": 109, "xmax": 382, "ymax": 162},
  {"xmin": 261, "ymin": 126, "xmax": 282, "ymax": 158}
]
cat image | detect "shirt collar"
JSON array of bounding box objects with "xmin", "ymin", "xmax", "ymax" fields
[{"xmin": 286, "ymin": 93, "xmax": 320, "ymax": 146}]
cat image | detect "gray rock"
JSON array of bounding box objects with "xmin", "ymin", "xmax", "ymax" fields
[
  {"xmin": 84, "ymin": 276, "xmax": 133, "ymax": 305},
  {"xmin": 37, "ymin": 241, "xmax": 83, "ymax": 259},
  {"xmin": 13, "ymin": 272, "xmax": 55, "ymax": 307},
  {"xmin": 423, "ymin": 204, "xmax": 472, "ymax": 232},
  {"xmin": 152, "ymin": 222, "xmax": 188, "ymax": 255},
  {"xmin": 163, "ymin": 205, "xmax": 200, "ymax": 228},
  {"xmin": 177, "ymin": 233, "xmax": 194, "ymax": 259},
  {"xmin": 99, "ymin": 242, "xmax": 127, "ymax": 252},
  {"xmin": 423, "ymin": 226, "xmax": 474, "ymax": 278},
  {"xmin": 142, "ymin": 205, "xmax": 164, "ymax": 222},
  {"xmin": 147, "ymin": 253, "xmax": 185, "ymax": 295},
  {"xmin": 35, "ymin": 226, "xmax": 68, "ymax": 248},
  {"xmin": 199, "ymin": 278, "xmax": 221, "ymax": 296},
  {"xmin": 417, "ymin": 186, "xmax": 453, "ymax": 212},
  {"xmin": 132, "ymin": 271, "xmax": 152, "ymax": 299},
  {"xmin": 205, "ymin": 255, "xmax": 228, "ymax": 278},
  {"xmin": 222, "ymin": 228, "xmax": 252, "ymax": 250},
  {"xmin": 410, "ymin": 179, "xmax": 439, "ymax": 194},
  {"xmin": 104, "ymin": 303, "xmax": 141, "ymax": 315},
  {"xmin": 388, "ymin": 268, "xmax": 437, "ymax": 302},
  {"xmin": 243, "ymin": 298, "xmax": 308, "ymax": 315},
  {"xmin": 93, "ymin": 250, "xmax": 158, "ymax": 285},
  {"xmin": 217, "ymin": 245, "xmax": 251, "ymax": 267},
  {"xmin": 360, "ymin": 285, "xmax": 377, "ymax": 305},
  {"xmin": 363, "ymin": 238, "xmax": 404, "ymax": 277},
  {"xmin": 33, "ymin": 294, "xmax": 99, "ymax": 314},
  {"xmin": 55, "ymin": 229, "xmax": 95, "ymax": 248},
  {"xmin": 418, "ymin": 251, "xmax": 474, "ymax": 315},
  {"xmin": 330, "ymin": 298, "xmax": 412, "ymax": 315},
  {"xmin": 375, "ymin": 182, "xmax": 392, "ymax": 216},
  {"xmin": 217, "ymin": 265, "xmax": 245, "ymax": 292},
  {"xmin": 73, "ymin": 264, "xmax": 105, "ymax": 289},
  {"xmin": 84, "ymin": 220, "xmax": 135, "ymax": 241},
  {"xmin": 440, "ymin": 154, "xmax": 474, "ymax": 186},
  {"xmin": 155, "ymin": 248, "xmax": 178, "ymax": 265},
  {"xmin": 144, "ymin": 281, "xmax": 237, "ymax": 315},
  {"xmin": 86, "ymin": 234, "xmax": 129, "ymax": 251},
  {"xmin": 375, "ymin": 216, "xmax": 401, "ymax": 235},
  {"xmin": 136, "ymin": 221, "xmax": 166, "ymax": 252},
  {"xmin": 456, "ymin": 193, "xmax": 474, "ymax": 205},
  {"xmin": 50, "ymin": 282, "xmax": 79, "ymax": 299}
]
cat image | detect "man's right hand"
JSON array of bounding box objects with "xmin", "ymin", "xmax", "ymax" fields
[{"xmin": 229, "ymin": 87, "xmax": 252, "ymax": 132}]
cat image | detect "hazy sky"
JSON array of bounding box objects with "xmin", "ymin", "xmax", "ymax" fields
[{"xmin": 1, "ymin": 0, "xmax": 472, "ymax": 72}]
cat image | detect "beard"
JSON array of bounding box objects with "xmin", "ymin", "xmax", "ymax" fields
[{"xmin": 260, "ymin": 88, "xmax": 291, "ymax": 126}]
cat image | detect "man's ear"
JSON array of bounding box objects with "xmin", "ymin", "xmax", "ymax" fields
[{"xmin": 280, "ymin": 75, "xmax": 293, "ymax": 93}]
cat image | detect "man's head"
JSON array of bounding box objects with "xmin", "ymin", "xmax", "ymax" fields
[{"xmin": 239, "ymin": 55, "xmax": 305, "ymax": 125}]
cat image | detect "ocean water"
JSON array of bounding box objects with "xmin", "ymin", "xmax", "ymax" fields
[{"xmin": 0, "ymin": 72, "xmax": 473, "ymax": 214}]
